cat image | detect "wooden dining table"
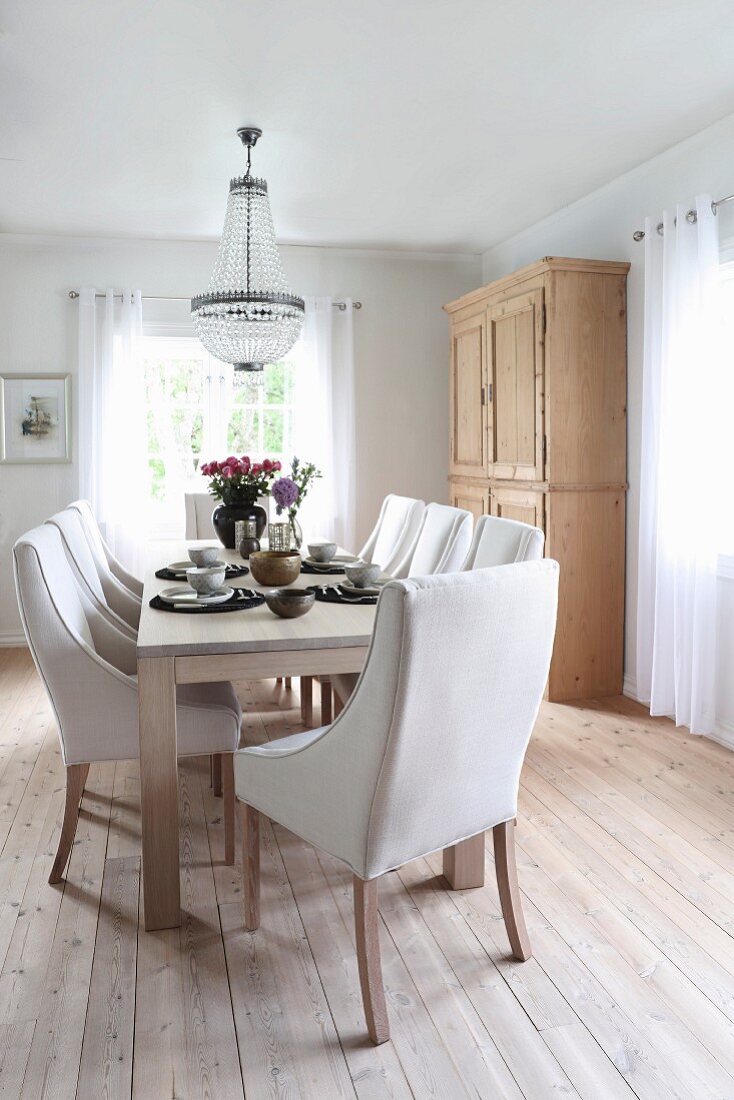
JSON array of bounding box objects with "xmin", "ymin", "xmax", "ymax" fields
[
  {"xmin": 136, "ymin": 540, "xmax": 378, "ymax": 930},
  {"xmin": 137, "ymin": 539, "xmax": 485, "ymax": 931}
]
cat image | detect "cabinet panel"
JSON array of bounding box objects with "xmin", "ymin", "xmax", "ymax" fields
[
  {"xmin": 450, "ymin": 480, "xmax": 489, "ymax": 522},
  {"xmin": 450, "ymin": 314, "xmax": 487, "ymax": 477},
  {"xmin": 490, "ymin": 484, "xmax": 544, "ymax": 530},
  {"xmin": 546, "ymin": 490, "xmax": 625, "ymax": 700},
  {"xmin": 487, "ymin": 288, "xmax": 544, "ymax": 481}
]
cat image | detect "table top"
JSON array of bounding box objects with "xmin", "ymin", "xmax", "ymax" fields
[{"xmin": 136, "ymin": 540, "xmax": 377, "ymax": 658}]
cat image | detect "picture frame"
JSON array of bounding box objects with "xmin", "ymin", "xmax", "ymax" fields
[{"xmin": 0, "ymin": 373, "xmax": 72, "ymax": 464}]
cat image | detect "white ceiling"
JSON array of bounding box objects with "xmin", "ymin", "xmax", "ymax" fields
[{"xmin": 2, "ymin": 0, "xmax": 734, "ymax": 252}]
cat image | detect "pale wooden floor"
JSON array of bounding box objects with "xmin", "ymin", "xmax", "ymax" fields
[{"xmin": 0, "ymin": 648, "xmax": 733, "ymax": 1099}]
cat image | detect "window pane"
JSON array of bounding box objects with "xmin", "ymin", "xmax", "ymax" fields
[
  {"xmin": 228, "ymin": 409, "xmax": 260, "ymax": 454},
  {"xmin": 265, "ymin": 361, "xmax": 294, "ymax": 404},
  {"xmin": 149, "ymin": 457, "xmax": 166, "ymax": 501},
  {"xmin": 263, "ymin": 408, "xmax": 284, "ymax": 453}
]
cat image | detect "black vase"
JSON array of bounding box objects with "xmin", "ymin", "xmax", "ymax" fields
[{"xmin": 211, "ymin": 502, "xmax": 268, "ymax": 549}]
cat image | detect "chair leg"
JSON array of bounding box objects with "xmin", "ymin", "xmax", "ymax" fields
[
  {"xmin": 276, "ymin": 677, "xmax": 283, "ymax": 684},
  {"xmin": 212, "ymin": 752, "xmax": 223, "ymax": 797},
  {"xmin": 240, "ymin": 803, "xmax": 260, "ymax": 931},
  {"xmin": 284, "ymin": 677, "xmax": 292, "ymax": 689},
  {"xmin": 353, "ymin": 876, "xmax": 389, "ymax": 1044},
  {"xmin": 300, "ymin": 676, "xmax": 313, "ymax": 727},
  {"xmin": 49, "ymin": 763, "xmax": 89, "ymax": 885},
  {"xmin": 493, "ymin": 820, "xmax": 532, "ymax": 961},
  {"xmin": 442, "ymin": 832, "xmax": 485, "ymax": 889},
  {"xmin": 320, "ymin": 680, "xmax": 333, "ymax": 725},
  {"xmin": 222, "ymin": 754, "xmax": 235, "ymax": 866}
]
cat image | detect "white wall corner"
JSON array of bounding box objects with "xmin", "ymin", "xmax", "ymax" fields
[{"xmin": 622, "ymin": 674, "xmax": 639, "ymax": 701}]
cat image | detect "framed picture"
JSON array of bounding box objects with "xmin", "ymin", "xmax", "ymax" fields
[{"xmin": 0, "ymin": 373, "xmax": 71, "ymax": 464}]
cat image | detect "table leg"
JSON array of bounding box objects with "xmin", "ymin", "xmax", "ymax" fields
[
  {"xmin": 138, "ymin": 655, "xmax": 180, "ymax": 930},
  {"xmin": 442, "ymin": 832, "xmax": 486, "ymax": 889},
  {"xmin": 300, "ymin": 675, "xmax": 313, "ymax": 727}
]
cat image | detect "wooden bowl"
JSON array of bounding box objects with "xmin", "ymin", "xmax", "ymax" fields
[
  {"xmin": 263, "ymin": 587, "xmax": 315, "ymax": 619},
  {"xmin": 249, "ymin": 550, "xmax": 301, "ymax": 587}
]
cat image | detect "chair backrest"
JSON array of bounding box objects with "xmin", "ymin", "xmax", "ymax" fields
[
  {"xmin": 66, "ymin": 498, "xmax": 111, "ymax": 574},
  {"xmin": 13, "ymin": 525, "xmax": 137, "ymax": 764},
  {"xmin": 46, "ymin": 508, "xmax": 139, "ymax": 633},
  {"xmin": 462, "ymin": 514, "xmax": 544, "ymax": 570},
  {"xmin": 184, "ymin": 493, "xmax": 217, "ymax": 539},
  {"xmin": 326, "ymin": 562, "xmax": 558, "ymax": 879},
  {"xmin": 47, "ymin": 508, "xmax": 107, "ymax": 602},
  {"xmin": 392, "ymin": 502, "xmax": 473, "ymax": 578},
  {"xmin": 359, "ymin": 495, "xmax": 425, "ymax": 574},
  {"xmin": 66, "ymin": 499, "xmax": 143, "ymax": 598}
]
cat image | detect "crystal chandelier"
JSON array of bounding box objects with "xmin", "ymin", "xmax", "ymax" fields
[{"xmin": 191, "ymin": 127, "xmax": 304, "ymax": 383}]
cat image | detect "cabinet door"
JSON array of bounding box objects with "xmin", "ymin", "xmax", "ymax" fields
[
  {"xmin": 450, "ymin": 480, "xmax": 489, "ymax": 522},
  {"xmin": 490, "ymin": 484, "xmax": 545, "ymax": 531},
  {"xmin": 487, "ymin": 288, "xmax": 544, "ymax": 481},
  {"xmin": 450, "ymin": 313, "xmax": 487, "ymax": 478}
]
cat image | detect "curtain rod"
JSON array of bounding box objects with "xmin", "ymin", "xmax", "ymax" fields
[
  {"xmin": 632, "ymin": 193, "xmax": 734, "ymax": 241},
  {"xmin": 67, "ymin": 290, "xmax": 361, "ymax": 310}
]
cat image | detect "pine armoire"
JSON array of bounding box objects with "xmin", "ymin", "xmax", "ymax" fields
[{"xmin": 444, "ymin": 256, "xmax": 629, "ymax": 702}]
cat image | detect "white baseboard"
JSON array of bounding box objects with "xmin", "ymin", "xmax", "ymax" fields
[
  {"xmin": 622, "ymin": 672, "xmax": 733, "ymax": 750},
  {"xmin": 0, "ymin": 632, "xmax": 27, "ymax": 648},
  {"xmin": 708, "ymin": 718, "xmax": 734, "ymax": 751}
]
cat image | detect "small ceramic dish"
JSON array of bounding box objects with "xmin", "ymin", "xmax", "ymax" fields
[
  {"xmin": 303, "ymin": 557, "xmax": 341, "ymax": 571},
  {"xmin": 159, "ymin": 585, "xmax": 233, "ymax": 606},
  {"xmin": 186, "ymin": 564, "xmax": 227, "ymax": 595},
  {"xmin": 263, "ymin": 587, "xmax": 316, "ymax": 619},
  {"xmin": 307, "ymin": 541, "xmax": 337, "ymax": 563},
  {"xmin": 343, "ymin": 560, "xmax": 381, "ymax": 588},
  {"xmin": 188, "ymin": 546, "xmax": 221, "ymax": 567},
  {"xmin": 340, "ymin": 577, "xmax": 385, "ymax": 597},
  {"xmin": 167, "ymin": 559, "xmax": 224, "ymax": 577}
]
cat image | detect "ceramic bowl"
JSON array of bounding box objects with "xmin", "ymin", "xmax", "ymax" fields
[
  {"xmin": 343, "ymin": 560, "xmax": 381, "ymax": 588},
  {"xmin": 307, "ymin": 541, "xmax": 337, "ymax": 563},
  {"xmin": 188, "ymin": 545, "xmax": 221, "ymax": 567},
  {"xmin": 249, "ymin": 550, "xmax": 302, "ymax": 587},
  {"xmin": 186, "ymin": 564, "xmax": 227, "ymax": 595},
  {"xmin": 263, "ymin": 587, "xmax": 316, "ymax": 619}
]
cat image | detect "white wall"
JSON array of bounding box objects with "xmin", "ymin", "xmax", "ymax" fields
[
  {"xmin": 481, "ymin": 109, "xmax": 734, "ymax": 745},
  {"xmin": 0, "ymin": 234, "xmax": 480, "ymax": 641}
]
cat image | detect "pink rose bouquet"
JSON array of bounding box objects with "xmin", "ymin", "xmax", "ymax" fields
[{"xmin": 200, "ymin": 455, "xmax": 282, "ymax": 506}]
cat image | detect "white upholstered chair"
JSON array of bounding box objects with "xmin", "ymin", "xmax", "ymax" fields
[
  {"xmin": 300, "ymin": 495, "xmax": 426, "ymax": 723},
  {"xmin": 13, "ymin": 524, "xmax": 242, "ymax": 881},
  {"xmin": 391, "ymin": 501, "xmax": 473, "ymax": 578},
  {"xmin": 184, "ymin": 492, "xmax": 217, "ymax": 539},
  {"xmin": 46, "ymin": 509, "xmax": 140, "ymax": 636},
  {"xmin": 358, "ymin": 494, "xmax": 425, "ymax": 574},
  {"xmin": 330, "ymin": 502, "xmax": 473, "ymax": 709},
  {"xmin": 461, "ymin": 513, "xmax": 545, "ymax": 570},
  {"xmin": 235, "ymin": 562, "xmax": 559, "ymax": 1043},
  {"xmin": 67, "ymin": 499, "xmax": 144, "ymax": 597}
]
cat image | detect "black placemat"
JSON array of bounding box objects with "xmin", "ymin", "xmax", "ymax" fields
[
  {"xmin": 300, "ymin": 561, "xmax": 344, "ymax": 576},
  {"xmin": 149, "ymin": 589, "xmax": 265, "ymax": 614},
  {"xmin": 155, "ymin": 563, "xmax": 249, "ymax": 581},
  {"xmin": 306, "ymin": 584, "xmax": 379, "ymax": 606}
]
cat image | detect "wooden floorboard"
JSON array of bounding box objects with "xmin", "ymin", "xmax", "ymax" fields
[{"xmin": 0, "ymin": 648, "xmax": 732, "ymax": 1098}]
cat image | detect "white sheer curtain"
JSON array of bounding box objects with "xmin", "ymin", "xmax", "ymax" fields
[
  {"xmin": 293, "ymin": 297, "xmax": 356, "ymax": 549},
  {"xmin": 77, "ymin": 288, "xmax": 147, "ymax": 573},
  {"xmin": 636, "ymin": 196, "xmax": 726, "ymax": 734}
]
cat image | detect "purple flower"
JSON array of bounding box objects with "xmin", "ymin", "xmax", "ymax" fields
[{"xmin": 271, "ymin": 476, "xmax": 299, "ymax": 513}]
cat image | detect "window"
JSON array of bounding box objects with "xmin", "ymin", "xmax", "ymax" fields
[{"xmin": 140, "ymin": 335, "xmax": 295, "ymax": 535}]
